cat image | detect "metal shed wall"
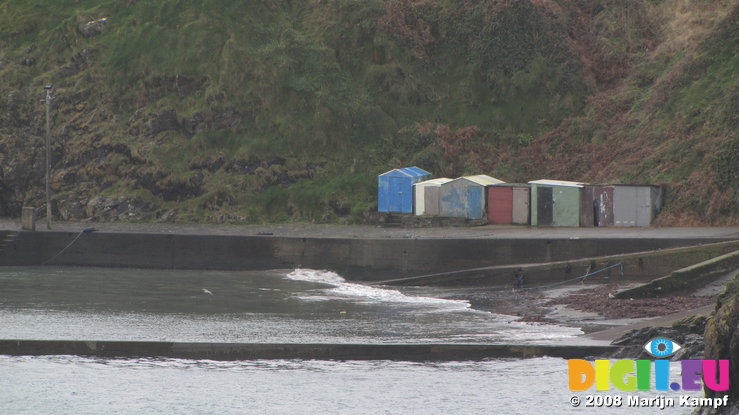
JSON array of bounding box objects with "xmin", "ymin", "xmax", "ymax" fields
[
  {"xmin": 423, "ymin": 187, "xmax": 442, "ymax": 216},
  {"xmin": 487, "ymin": 185, "xmax": 530, "ymax": 224},
  {"xmin": 612, "ymin": 185, "xmax": 663, "ymax": 226},
  {"xmin": 378, "ymin": 167, "xmax": 431, "ymax": 213},
  {"xmin": 530, "ymin": 181, "xmax": 583, "ymax": 227},
  {"xmin": 581, "ymin": 186, "xmax": 614, "ymax": 227},
  {"xmin": 413, "ymin": 178, "xmax": 452, "ymax": 216},
  {"xmin": 439, "ymin": 178, "xmax": 487, "ymax": 219},
  {"xmin": 488, "ymin": 187, "xmax": 512, "ymax": 224},
  {"xmin": 511, "ymin": 187, "xmax": 531, "ymax": 225}
]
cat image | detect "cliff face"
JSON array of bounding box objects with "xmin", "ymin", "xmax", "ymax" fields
[{"xmin": 0, "ymin": 0, "xmax": 736, "ymax": 224}]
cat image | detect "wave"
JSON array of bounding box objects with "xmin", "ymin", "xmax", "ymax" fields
[{"xmin": 285, "ymin": 269, "xmax": 472, "ymax": 312}]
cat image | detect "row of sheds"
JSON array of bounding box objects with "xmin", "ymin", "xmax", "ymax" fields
[{"xmin": 378, "ymin": 168, "xmax": 663, "ymax": 227}]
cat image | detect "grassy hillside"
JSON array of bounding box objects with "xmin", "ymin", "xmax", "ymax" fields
[{"xmin": 0, "ymin": 0, "xmax": 736, "ymax": 224}]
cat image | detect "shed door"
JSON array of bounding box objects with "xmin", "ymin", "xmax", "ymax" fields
[
  {"xmin": 581, "ymin": 187, "xmax": 595, "ymax": 227},
  {"xmin": 635, "ymin": 187, "xmax": 653, "ymax": 226},
  {"xmin": 614, "ymin": 187, "xmax": 637, "ymax": 226},
  {"xmin": 596, "ymin": 187, "xmax": 614, "ymax": 226},
  {"xmin": 512, "ymin": 187, "xmax": 530, "ymax": 224},
  {"xmin": 537, "ymin": 187, "xmax": 553, "ymax": 226},
  {"xmin": 424, "ymin": 187, "xmax": 441, "ymax": 216},
  {"xmin": 467, "ymin": 185, "xmax": 484, "ymax": 219},
  {"xmin": 488, "ymin": 187, "xmax": 512, "ymax": 224},
  {"xmin": 389, "ymin": 177, "xmax": 405, "ymax": 212}
]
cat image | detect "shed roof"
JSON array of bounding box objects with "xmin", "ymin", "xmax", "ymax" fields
[
  {"xmin": 490, "ymin": 182, "xmax": 530, "ymax": 187},
  {"xmin": 414, "ymin": 178, "xmax": 453, "ymax": 187},
  {"xmin": 459, "ymin": 174, "xmax": 504, "ymax": 186},
  {"xmin": 528, "ymin": 179, "xmax": 586, "ymax": 188},
  {"xmin": 609, "ymin": 183, "xmax": 662, "ymax": 188},
  {"xmin": 379, "ymin": 166, "xmax": 431, "ymax": 178}
]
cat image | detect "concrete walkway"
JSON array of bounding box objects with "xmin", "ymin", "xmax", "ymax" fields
[{"xmin": 2, "ymin": 218, "xmax": 738, "ymax": 240}]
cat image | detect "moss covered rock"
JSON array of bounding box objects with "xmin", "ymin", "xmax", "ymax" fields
[{"xmin": 700, "ymin": 272, "xmax": 738, "ymax": 414}]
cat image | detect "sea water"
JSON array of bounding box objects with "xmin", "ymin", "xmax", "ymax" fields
[
  {"xmin": 0, "ymin": 267, "xmax": 700, "ymax": 414},
  {"xmin": 0, "ymin": 267, "xmax": 582, "ymax": 343}
]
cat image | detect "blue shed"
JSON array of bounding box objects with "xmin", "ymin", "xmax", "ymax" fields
[
  {"xmin": 378, "ymin": 167, "xmax": 432, "ymax": 213},
  {"xmin": 439, "ymin": 175, "xmax": 504, "ymax": 219}
]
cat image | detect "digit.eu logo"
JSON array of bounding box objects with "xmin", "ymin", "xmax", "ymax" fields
[
  {"xmin": 568, "ymin": 338, "xmax": 730, "ymax": 392},
  {"xmin": 644, "ymin": 337, "xmax": 681, "ymax": 358}
]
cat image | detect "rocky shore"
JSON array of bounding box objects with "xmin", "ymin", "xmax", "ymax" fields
[{"xmin": 451, "ymin": 273, "xmax": 738, "ymax": 415}]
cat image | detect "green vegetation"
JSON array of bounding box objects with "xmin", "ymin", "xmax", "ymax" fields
[{"xmin": 0, "ymin": 0, "xmax": 736, "ymax": 224}]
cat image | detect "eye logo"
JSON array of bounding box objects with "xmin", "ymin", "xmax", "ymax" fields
[{"xmin": 644, "ymin": 338, "xmax": 682, "ymax": 358}]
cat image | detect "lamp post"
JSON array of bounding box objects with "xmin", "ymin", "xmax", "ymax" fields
[{"xmin": 44, "ymin": 84, "xmax": 53, "ymax": 229}]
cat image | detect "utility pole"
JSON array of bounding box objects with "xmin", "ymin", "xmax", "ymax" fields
[{"xmin": 44, "ymin": 85, "xmax": 53, "ymax": 229}]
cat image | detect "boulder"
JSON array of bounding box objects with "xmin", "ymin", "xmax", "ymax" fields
[
  {"xmin": 78, "ymin": 17, "xmax": 108, "ymax": 37},
  {"xmin": 699, "ymin": 273, "xmax": 739, "ymax": 414},
  {"xmin": 85, "ymin": 195, "xmax": 150, "ymax": 221},
  {"xmin": 58, "ymin": 200, "xmax": 86, "ymax": 220}
]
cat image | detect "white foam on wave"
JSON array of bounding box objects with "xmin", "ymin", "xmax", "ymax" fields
[{"xmin": 285, "ymin": 269, "xmax": 473, "ymax": 312}]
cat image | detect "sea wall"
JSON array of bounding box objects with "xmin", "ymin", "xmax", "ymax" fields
[
  {"xmin": 380, "ymin": 241, "xmax": 739, "ymax": 287},
  {"xmin": 0, "ymin": 230, "xmax": 732, "ymax": 280},
  {"xmin": 614, "ymin": 250, "xmax": 739, "ymax": 298}
]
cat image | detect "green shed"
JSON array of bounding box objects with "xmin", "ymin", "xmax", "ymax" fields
[{"xmin": 529, "ymin": 180, "xmax": 586, "ymax": 227}]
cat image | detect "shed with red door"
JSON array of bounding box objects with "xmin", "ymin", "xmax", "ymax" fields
[{"xmin": 487, "ymin": 184, "xmax": 530, "ymax": 225}]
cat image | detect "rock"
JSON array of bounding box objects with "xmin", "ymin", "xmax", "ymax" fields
[
  {"xmin": 21, "ymin": 56, "xmax": 35, "ymax": 66},
  {"xmin": 184, "ymin": 111, "xmax": 208, "ymax": 135},
  {"xmin": 86, "ymin": 196, "xmax": 119, "ymax": 219},
  {"xmin": 85, "ymin": 195, "xmax": 149, "ymax": 221},
  {"xmin": 266, "ymin": 157, "xmax": 286, "ymax": 166},
  {"xmin": 78, "ymin": 17, "xmax": 108, "ymax": 37},
  {"xmin": 58, "ymin": 200, "xmax": 86, "ymax": 220},
  {"xmin": 213, "ymin": 106, "xmax": 240, "ymax": 129},
  {"xmin": 205, "ymin": 213, "xmax": 247, "ymax": 224},
  {"xmin": 151, "ymin": 174, "xmax": 204, "ymax": 202},
  {"xmin": 609, "ymin": 326, "xmax": 704, "ymax": 360},
  {"xmin": 672, "ymin": 314, "xmax": 708, "ymax": 335},
  {"xmin": 226, "ymin": 159, "xmax": 256, "ymax": 174},
  {"xmin": 700, "ymin": 273, "xmax": 738, "ymax": 414},
  {"xmin": 206, "ymin": 93, "xmax": 224, "ymax": 105},
  {"xmin": 146, "ymin": 109, "xmax": 180, "ymax": 135},
  {"xmin": 157, "ymin": 209, "xmax": 177, "ymax": 223},
  {"xmin": 188, "ymin": 154, "xmax": 224, "ymax": 172}
]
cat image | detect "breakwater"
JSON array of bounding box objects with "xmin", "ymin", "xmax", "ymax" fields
[{"xmin": 0, "ymin": 339, "xmax": 616, "ymax": 361}]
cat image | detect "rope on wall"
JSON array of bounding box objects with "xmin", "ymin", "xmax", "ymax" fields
[
  {"xmin": 42, "ymin": 226, "xmax": 96, "ymax": 265},
  {"xmin": 519, "ymin": 262, "xmax": 624, "ymax": 291}
]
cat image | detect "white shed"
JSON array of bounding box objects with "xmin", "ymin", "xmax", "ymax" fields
[{"xmin": 413, "ymin": 178, "xmax": 452, "ymax": 216}]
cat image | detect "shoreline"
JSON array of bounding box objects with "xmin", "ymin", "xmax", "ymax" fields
[{"xmin": 445, "ymin": 270, "xmax": 735, "ymax": 345}]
